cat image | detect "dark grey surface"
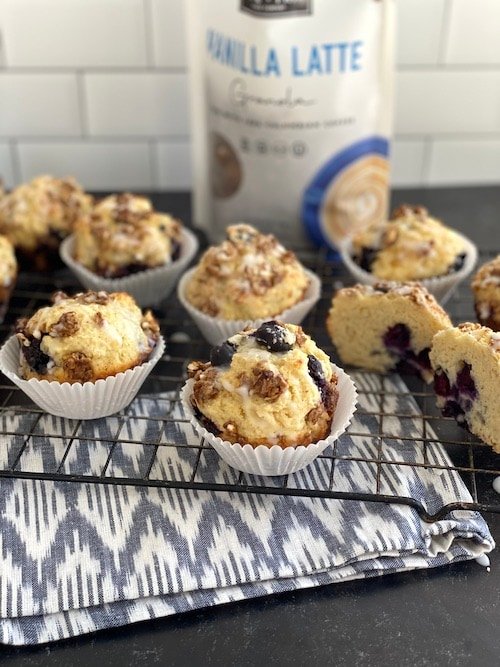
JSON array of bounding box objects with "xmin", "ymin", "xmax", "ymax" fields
[{"xmin": 2, "ymin": 186, "xmax": 500, "ymax": 666}]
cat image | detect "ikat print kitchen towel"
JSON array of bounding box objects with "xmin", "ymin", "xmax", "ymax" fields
[{"xmin": 0, "ymin": 372, "xmax": 494, "ymax": 645}]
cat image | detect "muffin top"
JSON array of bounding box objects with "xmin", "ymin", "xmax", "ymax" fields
[
  {"xmin": 0, "ymin": 175, "xmax": 93, "ymax": 252},
  {"xmin": 472, "ymin": 255, "xmax": 500, "ymax": 328},
  {"xmin": 185, "ymin": 223, "xmax": 309, "ymax": 320},
  {"xmin": 187, "ymin": 321, "xmax": 338, "ymax": 447},
  {"xmin": 0, "ymin": 235, "xmax": 17, "ymax": 287},
  {"xmin": 472, "ymin": 255, "xmax": 500, "ymax": 292},
  {"xmin": 16, "ymin": 290, "xmax": 160, "ymax": 383},
  {"xmin": 352, "ymin": 205, "xmax": 467, "ymax": 281},
  {"xmin": 449, "ymin": 322, "xmax": 500, "ymax": 357},
  {"xmin": 73, "ymin": 193, "xmax": 183, "ymax": 278},
  {"xmin": 333, "ymin": 281, "xmax": 451, "ymax": 315}
]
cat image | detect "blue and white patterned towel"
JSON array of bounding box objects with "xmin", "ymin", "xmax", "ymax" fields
[{"xmin": 0, "ymin": 372, "xmax": 494, "ymax": 645}]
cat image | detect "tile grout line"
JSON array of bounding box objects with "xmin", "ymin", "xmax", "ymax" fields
[
  {"xmin": 76, "ymin": 70, "xmax": 89, "ymax": 137},
  {"xmin": 420, "ymin": 136, "xmax": 434, "ymax": 187},
  {"xmin": 149, "ymin": 140, "xmax": 160, "ymax": 190},
  {"xmin": 438, "ymin": 0, "xmax": 454, "ymax": 65},
  {"xmin": 9, "ymin": 139, "xmax": 21, "ymax": 184},
  {"xmin": 143, "ymin": 0, "xmax": 156, "ymax": 68}
]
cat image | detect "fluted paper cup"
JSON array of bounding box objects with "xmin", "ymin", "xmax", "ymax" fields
[
  {"xmin": 181, "ymin": 363, "xmax": 357, "ymax": 476},
  {"xmin": 177, "ymin": 268, "xmax": 321, "ymax": 346},
  {"xmin": 60, "ymin": 228, "xmax": 199, "ymax": 307},
  {"xmin": 0, "ymin": 335, "xmax": 165, "ymax": 420},
  {"xmin": 340, "ymin": 233, "xmax": 478, "ymax": 305}
]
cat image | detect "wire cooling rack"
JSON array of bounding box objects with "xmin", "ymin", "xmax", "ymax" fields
[{"xmin": 0, "ymin": 240, "xmax": 499, "ymax": 522}]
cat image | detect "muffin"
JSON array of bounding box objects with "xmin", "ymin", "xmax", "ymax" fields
[
  {"xmin": 15, "ymin": 290, "xmax": 160, "ymax": 384},
  {"xmin": 472, "ymin": 255, "xmax": 500, "ymax": 331},
  {"xmin": 0, "ymin": 175, "xmax": 93, "ymax": 270},
  {"xmin": 327, "ymin": 282, "xmax": 451, "ymax": 381},
  {"xmin": 351, "ymin": 205, "xmax": 468, "ymax": 281},
  {"xmin": 0, "ymin": 235, "xmax": 17, "ymax": 320},
  {"xmin": 72, "ymin": 193, "xmax": 182, "ymax": 278},
  {"xmin": 184, "ymin": 224, "xmax": 310, "ymax": 320},
  {"xmin": 187, "ymin": 321, "xmax": 339, "ymax": 447},
  {"xmin": 429, "ymin": 323, "xmax": 500, "ymax": 452}
]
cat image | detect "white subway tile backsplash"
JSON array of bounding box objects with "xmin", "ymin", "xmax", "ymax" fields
[
  {"xmin": 428, "ymin": 139, "xmax": 500, "ymax": 185},
  {"xmin": 397, "ymin": 0, "xmax": 446, "ymax": 66},
  {"xmin": 395, "ymin": 70, "xmax": 500, "ymax": 134},
  {"xmin": 0, "ymin": 144, "xmax": 15, "ymax": 189},
  {"xmin": 0, "ymin": 0, "xmax": 497, "ymax": 190},
  {"xmin": 0, "ymin": 0, "xmax": 148, "ymax": 68},
  {"xmin": 85, "ymin": 73, "xmax": 189, "ymax": 137},
  {"xmin": 157, "ymin": 142, "xmax": 191, "ymax": 191},
  {"xmin": 0, "ymin": 75, "xmax": 81, "ymax": 137},
  {"xmin": 390, "ymin": 139, "xmax": 426, "ymax": 187},
  {"xmin": 446, "ymin": 0, "xmax": 500, "ymax": 64},
  {"xmin": 17, "ymin": 142, "xmax": 153, "ymax": 190},
  {"xmin": 150, "ymin": 0, "xmax": 187, "ymax": 68}
]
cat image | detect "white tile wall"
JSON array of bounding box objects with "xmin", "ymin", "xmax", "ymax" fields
[
  {"xmin": 85, "ymin": 73, "xmax": 189, "ymax": 136},
  {"xmin": 396, "ymin": 70, "xmax": 500, "ymax": 134},
  {"xmin": 446, "ymin": 0, "xmax": 500, "ymax": 64},
  {"xmin": 0, "ymin": 0, "xmax": 148, "ymax": 68},
  {"xmin": 396, "ymin": 0, "xmax": 447, "ymax": 66},
  {"xmin": 0, "ymin": 0, "xmax": 498, "ymax": 190},
  {"xmin": 18, "ymin": 142, "xmax": 153, "ymax": 190},
  {"xmin": 0, "ymin": 74, "xmax": 81, "ymax": 136},
  {"xmin": 428, "ymin": 140, "xmax": 500, "ymax": 185}
]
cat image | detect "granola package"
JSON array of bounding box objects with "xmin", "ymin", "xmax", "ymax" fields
[{"xmin": 187, "ymin": 0, "xmax": 395, "ymax": 249}]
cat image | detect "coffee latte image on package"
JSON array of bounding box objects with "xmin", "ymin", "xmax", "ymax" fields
[{"xmin": 187, "ymin": 0, "xmax": 395, "ymax": 249}]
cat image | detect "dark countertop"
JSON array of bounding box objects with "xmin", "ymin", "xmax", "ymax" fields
[{"xmin": 2, "ymin": 185, "xmax": 500, "ymax": 666}]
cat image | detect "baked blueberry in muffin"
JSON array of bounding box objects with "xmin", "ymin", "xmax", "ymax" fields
[
  {"xmin": 184, "ymin": 223, "xmax": 310, "ymax": 320},
  {"xmin": 327, "ymin": 282, "xmax": 452, "ymax": 381},
  {"xmin": 73, "ymin": 193, "xmax": 182, "ymax": 278},
  {"xmin": 472, "ymin": 254, "xmax": 500, "ymax": 331},
  {"xmin": 187, "ymin": 321, "xmax": 338, "ymax": 447},
  {"xmin": 0, "ymin": 175, "xmax": 93, "ymax": 270},
  {"xmin": 429, "ymin": 323, "xmax": 500, "ymax": 452},
  {"xmin": 15, "ymin": 290, "xmax": 159, "ymax": 383},
  {"xmin": 351, "ymin": 205, "xmax": 468, "ymax": 282},
  {"xmin": 0, "ymin": 235, "xmax": 17, "ymax": 321}
]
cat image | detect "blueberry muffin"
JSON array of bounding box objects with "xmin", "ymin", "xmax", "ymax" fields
[
  {"xmin": 0, "ymin": 235, "xmax": 17, "ymax": 320},
  {"xmin": 472, "ymin": 255, "xmax": 500, "ymax": 331},
  {"xmin": 327, "ymin": 282, "xmax": 451, "ymax": 381},
  {"xmin": 429, "ymin": 323, "xmax": 500, "ymax": 452},
  {"xmin": 351, "ymin": 205, "xmax": 467, "ymax": 281},
  {"xmin": 184, "ymin": 224, "xmax": 309, "ymax": 320},
  {"xmin": 0, "ymin": 175, "xmax": 93, "ymax": 270},
  {"xmin": 187, "ymin": 321, "xmax": 338, "ymax": 447},
  {"xmin": 15, "ymin": 290, "xmax": 160, "ymax": 383},
  {"xmin": 73, "ymin": 193, "xmax": 182, "ymax": 278}
]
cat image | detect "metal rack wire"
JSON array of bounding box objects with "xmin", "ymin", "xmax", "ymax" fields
[{"xmin": 0, "ymin": 242, "xmax": 498, "ymax": 522}]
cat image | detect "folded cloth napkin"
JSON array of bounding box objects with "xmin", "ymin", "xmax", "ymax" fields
[{"xmin": 0, "ymin": 372, "xmax": 494, "ymax": 645}]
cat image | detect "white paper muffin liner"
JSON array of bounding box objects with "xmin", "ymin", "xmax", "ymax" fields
[
  {"xmin": 0, "ymin": 334, "xmax": 165, "ymax": 420},
  {"xmin": 60, "ymin": 228, "xmax": 199, "ymax": 307},
  {"xmin": 177, "ymin": 268, "xmax": 322, "ymax": 345},
  {"xmin": 181, "ymin": 363, "xmax": 358, "ymax": 476},
  {"xmin": 339, "ymin": 233, "xmax": 478, "ymax": 305}
]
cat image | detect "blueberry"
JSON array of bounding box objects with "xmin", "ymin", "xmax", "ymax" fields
[
  {"xmin": 442, "ymin": 399, "xmax": 465, "ymax": 419},
  {"xmin": 449, "ymin": 252, "xmax": 467, "ymax": 273},
  {"xmin": 434, "ymin": 371, "xmax": 452, "ymax": 397},
  {"xmin": 193, "ymin": 406, "xmax": 220, "ymax": 435},
  {"xmin": 307, "ymin": 355, "xmax": 337, "ymax": 411},
  {"xmin": 253, "ymin": 321, "xmax": 294, "ymax": 352},
  {"xmin": 22, "ymin": 337, "xmax": 50, "ymax": 374},
  {"xmin": 356, "ymin": 247, "xmax": 378, "ymax": 272},
  {"xmin": 456, "ymin": 363, "xmax": 477, "ymax": 398},
  {"xmin": 383, "ymin": 324, "xmax": 411, "ymax": 352},
  {"xmin": 210, "ymin": 341, "xmax": 236, "ymax": 366}
]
